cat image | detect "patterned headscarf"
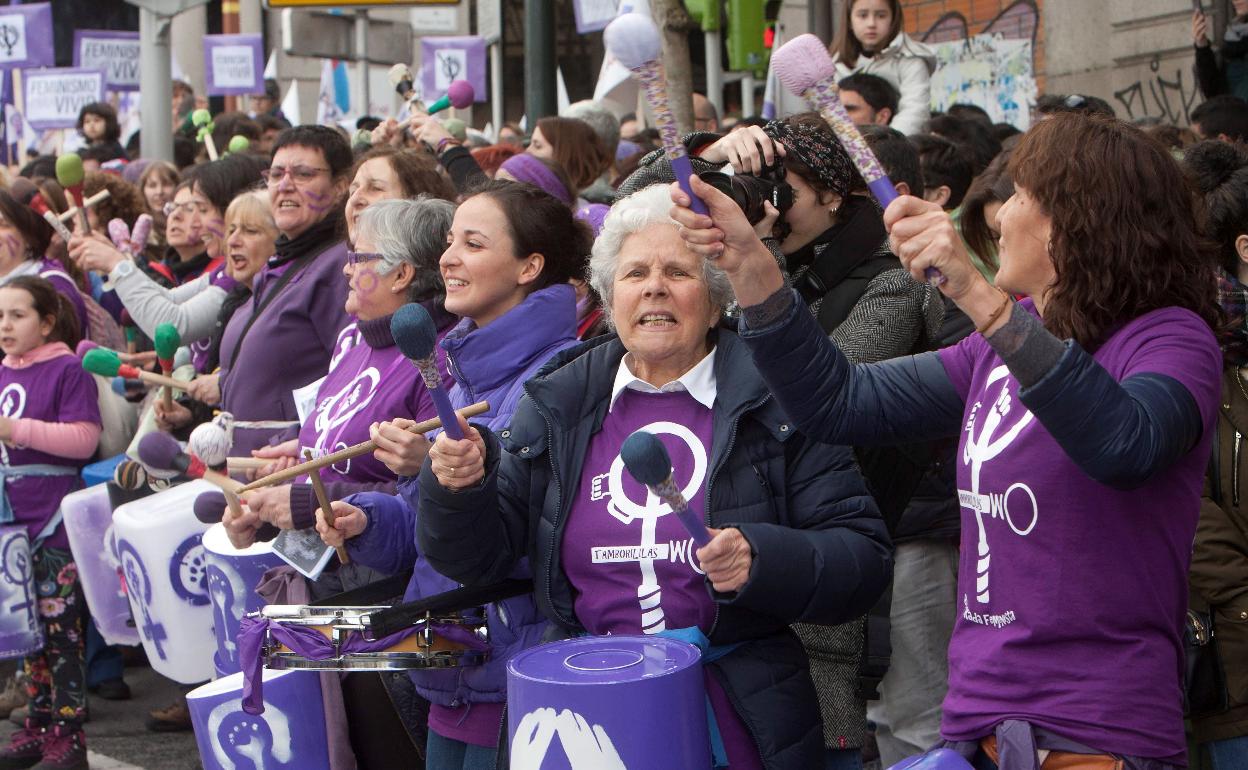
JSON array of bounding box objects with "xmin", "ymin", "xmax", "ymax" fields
[
  {"xmin": 765, "ymin": 119, "xmax": 863, "ymax": 198},
  {"xmin": 1218, "ymin": 269, "xmax": 1248, "ymax": 367}
]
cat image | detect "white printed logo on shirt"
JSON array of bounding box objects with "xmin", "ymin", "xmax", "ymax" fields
[
  {"xmin": 0, "ymin": 384, "xmax": 25, "ymax": 465},
  {"xmin": 307, "ymin": 367, "xmax": 380, "ymax": 475},
  {"xmin": 958, "ymin": 364, "xmax": 1039, "ymax": 620},
  {"xmin": 594, "ymin": 420, "xmax": 707, "ymax": 634}
]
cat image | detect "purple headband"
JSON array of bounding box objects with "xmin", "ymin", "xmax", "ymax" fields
[{"xmin": 500, "ymin": 153, "xmax": 573, "ymax": 206}]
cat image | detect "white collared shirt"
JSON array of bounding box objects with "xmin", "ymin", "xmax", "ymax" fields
[{"xmin": 608, "ymin": 347, "xmax": 718, "ymax": 413}]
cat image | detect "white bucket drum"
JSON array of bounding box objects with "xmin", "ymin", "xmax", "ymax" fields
[
  {"xmin": 187, "ymin": 669, "xmax": 328, "ymax": 770},
  {"xmin": 201, "ymin": 523, "xmax": 284, "ymax": 677},
  {"xmin": 0, "ymin": 526, "xmax": 42, "ymax": 659},
  {"xmin": 62, "ymin": 485, "xmax": 138, "ymax": 646},
  {"xmin": 111, "ymin": 479, "xmax": 214, "ymax": 683}
]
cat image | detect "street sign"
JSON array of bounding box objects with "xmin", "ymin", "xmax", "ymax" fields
[{"xmin": 264, "ymin": 0, "xmax": 456, "ymax": 7}]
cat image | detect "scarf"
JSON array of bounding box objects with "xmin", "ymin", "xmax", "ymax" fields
[
  {"xmin": 270, "ymin": 209, "xmax": 344, "ymax": 268},
  {"xmin": 1225, "ymin": 17, "xmax": 1248, "ymax": 44},
  {"xmin": 1218, "ymin": 269, "xmax": 1248, "ymax": 367},
  {"xmin": 765, "ymin": 120, "xmax": 863, "ymax": 197}
]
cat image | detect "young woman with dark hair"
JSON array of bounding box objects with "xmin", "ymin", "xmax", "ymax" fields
[
  {"xmin": 672, "ymin": 112, "xmax": 1221, "ymax": 769},
  {"xmin": 76, "ymin": 102, "xmax": 126, "ymax": 162}
]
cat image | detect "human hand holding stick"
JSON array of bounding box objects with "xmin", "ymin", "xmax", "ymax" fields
[{"xmin": 304, "ymin": 450, "xmax": 350, "ymax": 565}]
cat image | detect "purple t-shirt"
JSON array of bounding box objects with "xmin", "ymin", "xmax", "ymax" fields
[
  {"xmin": 936, "ymin": 305, "xmax": 1221, "ymax": 763},
  {"xmin": 0, "ymin": 352, "xmax": 100, "ymax": 550},
  {"xmin": 37, "ymin": 260, "xmax": 89, "ymax": 340},
  {"xmin": 562, "ymin": 387, "xmax": 762, "ymax": 770},
  {"xmin": 190, "ymin": 265, "xmax": 240, "ymax": 374}
]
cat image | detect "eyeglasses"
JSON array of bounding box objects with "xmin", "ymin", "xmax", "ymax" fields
[
  {"xmin": 346, "ymin": 250, "xmax": 384, "ymax": 266},
  {"xmin": 262, "ymin": 165, "xmax": 331, "ymax": 185}
]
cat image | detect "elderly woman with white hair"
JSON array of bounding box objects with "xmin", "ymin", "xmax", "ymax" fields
[
  {"xmin": 217, "ymin": 196, "xmax": 458, "ymax": 545},
  {"xmin": 409, "ymin": 183, "xmax": 893, "ymax": 769}
]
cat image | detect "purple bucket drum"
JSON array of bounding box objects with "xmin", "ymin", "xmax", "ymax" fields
[
  {"xmin": 111, "ymin": 480, "xmax": 214, "ymax": 684},
  {"xmin": 0, "ymin": 526, "xmax": 42, "ymax": 659},
  {"xmin": 202, "ymin": 523, "xmax": 284, "ymax": 676},
  {"xmin": 887, "ymin": 749, "xmax": 975, "ymax": 770},
  {"xmin": 62, "ymin": 484, "xmax": 138, "ymax": 646},
  {"xmin": 187, "ymin": 668, "xmax": 328, "ymax": 770},
  {"xmin": 507, "ymin": 635, "xmax": 711, "ymax": 770}
]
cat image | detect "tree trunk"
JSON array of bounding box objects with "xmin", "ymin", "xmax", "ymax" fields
[{"xmin": 651, "ymin": 0, "xmax": 696, "ymax": 134}]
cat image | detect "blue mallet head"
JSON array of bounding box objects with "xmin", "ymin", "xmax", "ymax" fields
[
  {"xmin": 390, "ymin": 302, "xmax": 439, "ymax": 362},
  {"xmin": 193, "ymin": 491, "xmax": 228, "ymax": 524},
  {"xmin": 621, "ymin": 431, "xmax": 672, "ymax": 486}
]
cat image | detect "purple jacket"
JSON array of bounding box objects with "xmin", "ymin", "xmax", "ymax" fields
[
  {"xmin": 219, "ymin": 240, "xmax": 352, "ymax": 455},
  {"xmin": 345, "ymin": 282, "xmax": 578, "ymax": 706}
]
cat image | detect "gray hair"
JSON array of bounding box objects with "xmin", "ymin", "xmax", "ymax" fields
[
  {"xmin": 562, "ymin": 100, "xmax": 620, "ymax": 157},
  {"xmin": 588, "ymin": 184, "xmax": 733, "ymax": 329},
  {"xmin": 354, "ymin": 197, "xmax": 455, "ymax": 304}
]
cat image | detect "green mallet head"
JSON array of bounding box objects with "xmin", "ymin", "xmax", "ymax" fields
[
  {"xmin": 82, "ymin": 348, "xmax": 122, "ymax": 378},
  {"xmin": 191, "ymin": 109, "xmax": 212, "ymax": 128},
  {"xmin": 154, "ymin": 323, "xmax": 180, "ymax": 363},
  {"xmin": 227, "ymin": 135, "xmax": 250, "ymax": 154},
  {"xmin": 54, "ymin": 153, "xmax": 84, "ymax": 190}
]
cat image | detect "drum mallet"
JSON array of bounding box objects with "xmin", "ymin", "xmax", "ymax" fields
[
  {"xmin": 82, "ymin": 348, "xmax": 184, "ymax": 392},
  {"xmin": 136, "ymin": 432, "xmax": 245, "ymax": 497},
  {"xmin": 391, "ymin": 303, "xmax": 465, "ymax": 440},
  {"xmin": 58, "ymin": 189, "xmax": 111, "ymax": 226},
  {"xmin": 770, "ymin": 34, "xmax": 942, "ymax": 284},
  {"xmin": 238, "ymin": 401, "xmax": 490, "ymax": 493},
  {"xmin": 192, "ymin": 109, "xmax": 219, "ymax": 161},
  {"xmin": 153, "ymin": 323, "xmax": 180, "ymax": 411},
  {"xmin": 304, "ymin": 450, "xmax": 350, "ymax": 565},
  {"xmin": 621, "ymin": 431, "xmax": 712, "ymax": 547}
]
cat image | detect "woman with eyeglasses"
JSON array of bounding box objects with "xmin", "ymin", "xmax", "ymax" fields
[{"xmin": 217, "ymin": 125, "xmax": 355, "ymax": 455}]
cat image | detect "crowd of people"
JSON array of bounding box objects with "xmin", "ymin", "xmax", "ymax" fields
[{"xmin": 0, "ymin": 1, "xmax": 1242, "ymax": 768}]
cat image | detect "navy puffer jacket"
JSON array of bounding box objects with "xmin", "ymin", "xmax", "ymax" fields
[{"xmin": 417, "ymin": 330, "xmax": 893, "ymax": 769}]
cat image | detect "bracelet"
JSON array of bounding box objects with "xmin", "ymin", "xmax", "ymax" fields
[
  {"xmin": 435, "ymin": 137, "xmax": 454, "ymax": 155},
  {"xmin": 975, "ymin": 287, "xmax": 1013, "ymax": 335}
]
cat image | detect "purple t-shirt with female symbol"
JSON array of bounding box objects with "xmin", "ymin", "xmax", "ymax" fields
[
  {"xmin": 935, "ymin": 304, "xmax": 1222, "ymax": 763},
  {"xmin": 562, "ymin": 387, "xmax": 762, "ymax": 770},
  {"xmin": 0, "ymin": 352, "xmax": 100, "ymax": 549}
]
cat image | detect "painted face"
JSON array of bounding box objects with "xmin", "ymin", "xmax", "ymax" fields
[
  {"xmin": 0, "ymin": 212, "xmax": 28, "ymax": 272},
  {"xmin": 527, "ymin": 127, "xmax": 554, "ymax": 160},
  {"xmin": 189, "ymin": 185, "xmax": 226, "ymax": 259},
  {"xmin": 144, "ymin": 174, "xmax": 176, "ymax": 213},
  {"xmin": 851, "ymin": 0, "xmax": 894, "ymax": 53},
  {"xmin": 343, "ymin": 233, "xmax": 407, "ymax": 320},
  {"xmin": 0, "ymin": 286, "xmax": 52, "ymax": 357},
  {"xmin": 779, "ymin": 171, "xmax": 842, "ymax": 254},
  {"xmin": 993, "ymin": 185, "xmax": 1055, "ymax": 300},
  {"xmin": 611, "ymin": 223, "xmax": 720, "ymax": 383},
  {"xmin": 267, "ymin": 145, "xmax": 339, "ymax": 239},
  {"xmin": 440, "ymin": 195, "xmax": 540, "ymax": 328},
  {"xmin": 81, "ymin": 113, "xmax": 107, "ymax": 142},
  {"xmin": 224, "ymin": 213, "xmax": 274, "ymax": 286},
  {"xmin": 346, "ymin": 158, "xmax": 403, "ymax": 245}
]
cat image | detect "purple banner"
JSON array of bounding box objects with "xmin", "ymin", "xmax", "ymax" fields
[
  {"xmin": 0, "ymin": 3, "xmax": 53, "ymax": 69},
  {"xmin": 420, "ymin": 36, "xmax": 487, "ymax": 104},
  {"xmin": 22, "ymin": 68, "xmax": 105, "ymax": 130},
  {"xmin": 203, "ymin": 34, "xmax": 264, "ymax": 97},
  {"xmin": 73, "ymin": 30, "xmax": 141, "ymax": 92},
  {"xmin": 573, "ymin": 0, "xmax": 619, "ymax": 35}
]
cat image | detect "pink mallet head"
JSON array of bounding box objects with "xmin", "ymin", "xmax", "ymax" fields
[
  {"xmin": 130, "ymin": 214, "xmax": 153, "ymax": 252},
  {"xmin": 604, "ymin": 12, "xmax": 662, "ymax": 69},
  {"xmin": 771, "ymin": 34, "xmax": 838, "ymax": 96},
  {"xmin": 107, "ymin": 219, "xmax": 132, "ymax": 255},
  {"xmin": 447, "ymin": 80, "xmax": 475, "ymax": 110}
]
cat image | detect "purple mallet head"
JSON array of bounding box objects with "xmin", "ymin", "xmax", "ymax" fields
[
  {"xmin": 448, "ymin": 80, "xmax": 475, "ymax": 109},
  {"xmin": 137, "ymin": 432, "xmax": 189, "ymax": 474},
  {"xmin": 770, "ymin": 34, "xmax": 838, "ymax": 96},
  {"xmin": 604, "ymin": 12, "xmax": 662, "ymax": 69},
  {"xmin": 193, "ymin": 491, "xmax": 228, "ymax": 524}
]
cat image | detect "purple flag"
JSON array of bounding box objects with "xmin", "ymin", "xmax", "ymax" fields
[
  {"xmin": 0, "ymin": 3, "xmax": 53, "ymax": 69},
  {"xmin": 203, "ymin": 34, "xmax": 264, "ymax": 97},
  {"xmin": 73, "ymin": 30, "xmax": 141, "ymax": 92},
  {"xmin": 419, "ymin": 36, "xmax": 487, "ymax": 104}
]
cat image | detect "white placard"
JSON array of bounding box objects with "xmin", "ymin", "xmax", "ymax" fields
[
  {"xmin": 476, "ymin": 0, "xmax": 501, "ymax": 43},
  {"xmin": 24, "ymin": 69, "xmax": 104, "ymax": 130},
  {"xmin": 211, "ymin": 45, "xmax": 256, "ymax": 90},
  {"xmin": 76, "ymin": 34, "xmax": 140, "ymax": 90},
  {"xmin": 0, "ymin": 13, "xmax": 29, "ymax": 65},
  {"xmin": 434, "ymin": 48, "xmax": 467, "ymax": 91},
  {"xmin": 575, "ymin": 0, "xmax": 618, "ymax": 32},
  {"xmin": 412, "ymin": 7, "xmax": 459, "ymax": 34}
]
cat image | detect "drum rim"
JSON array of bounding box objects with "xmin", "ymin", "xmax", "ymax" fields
[{"xmin": 265, "ymin": 648, "xmax": 489, "ymax": 671}]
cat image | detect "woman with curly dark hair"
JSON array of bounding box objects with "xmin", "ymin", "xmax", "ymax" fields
[{"xmin": 671, "ymin": 112, "xmax": 1222, "ymax": 769}]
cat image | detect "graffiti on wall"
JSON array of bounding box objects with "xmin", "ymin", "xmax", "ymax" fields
[{"xmin": 1113, "ymin": 56, "xmax": 1201, "ymax": 126}]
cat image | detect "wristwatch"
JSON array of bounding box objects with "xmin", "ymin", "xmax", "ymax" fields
[{"xmin": 111, "ymin": 258, "xmax": 135, "ymax": 280}]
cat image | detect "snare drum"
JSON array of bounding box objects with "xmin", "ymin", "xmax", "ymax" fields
[{"xmin": 257, "ymin": 604, "xmax": 489, "ymax": 671}]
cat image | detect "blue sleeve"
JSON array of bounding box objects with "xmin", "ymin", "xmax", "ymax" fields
[
  {"xmin": 1019, "ymin": 342, "xmax": 1204, "ymax": 489},
  {"xmin": 737, "ymin": 288, "xmax": 965, "ymax": 445},
  {"xmin": 342, "ymin": 490, "xmax": 419, "ymax": 575}
]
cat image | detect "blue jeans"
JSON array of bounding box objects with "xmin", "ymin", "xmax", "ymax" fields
[
  {"xmin": 84, "ymin": 617, "xmax": 123, "ymax": 688},
  {"xmin": 1206, "ymin": 735, "xmax": 1248, "ymax": 770},
  {"xmin": 426, "ymin": 730, "xmax": 497, "ymax": 770},
  {"xmin": 827, "ymin": 747, "xmax": 864, "ymax": 770}
]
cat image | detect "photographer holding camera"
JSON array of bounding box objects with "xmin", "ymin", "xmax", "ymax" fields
[{"xmin": 618, "ymin": 112, "xmax": 943, "ymax": 769}]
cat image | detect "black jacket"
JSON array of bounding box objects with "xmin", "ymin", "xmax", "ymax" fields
[{"xmin": 417, "ymin": 331, "xmax": 893, "ymax": 769}]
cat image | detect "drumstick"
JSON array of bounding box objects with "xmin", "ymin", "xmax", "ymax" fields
[
  {"xmin": 238, "ymin": 401, "xmax": 490, "ymax": 492},
  {"xmin": 770, "ymin": 34, "xmax": 942, "ymax": 283},
  {"xmin": 605, "ymin": 12, "xmax": 708, "ymax": 215},
  {"xmin": 81, "ymin": 348, "xmax": 184, "ymax": 391},
  {"xmin": 621, "ymin": 431, "xmax": 712, "ymax": 547},
  {"xmin": 136, "ymin": 432, "xmax": 245, "ymax": 494},
  {"xmin": 153, "ymin": 323, "xmax": 180, "ymax": 410},
  {"xmin": 226, "ymin": 457, "xmax": 268, "ymax": 471},
  {"xmin": 58, "ymin": 189, "xmax": 110, "ymax": 224},
  {"xmin": 55, "ymin": 154, "xmax": 91, "ymax": 235},
  {"xmin": 304, "ymin": 450, "xmax": 350, "ymax": 565},
  {"xmin": 391, "ymin": 303, "xmax": 463, "ymax": 440}
]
